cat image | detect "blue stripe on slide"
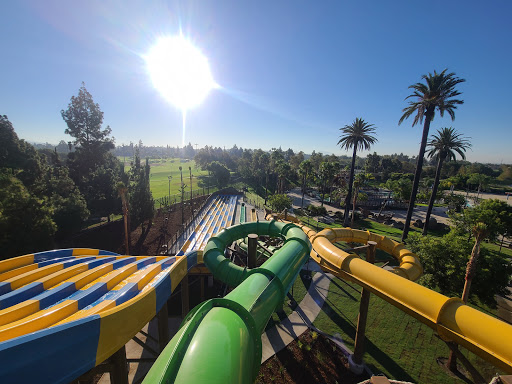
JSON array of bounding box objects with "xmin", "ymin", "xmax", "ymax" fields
[{"xmin": 0, "ymin": 282, "xmax": 44, "ymax": 309}]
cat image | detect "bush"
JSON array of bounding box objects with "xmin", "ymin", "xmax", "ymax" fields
[{"xmin": 306, "ymin": 204, "xmax": 327, "ymax": 216}]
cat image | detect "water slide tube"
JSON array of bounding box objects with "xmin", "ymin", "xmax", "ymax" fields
[
  {"xmin": 143, "ymin": 220, "xmax": 311, "ymax": 384},
  {"xmin": 240, "ymin": 202, "xmax": 246, "ymax": 223},
  {"xmin": 0, "ymin": 248, "xmax": 201, "ymax": 384},
  {"xmin": 303, "ymin": 226, "xmax": 512, "ymax": 374}
]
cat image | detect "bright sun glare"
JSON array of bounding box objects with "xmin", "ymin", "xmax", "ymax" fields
[{"xmin": 145, "ymin": 36, "xmax": 216, "ymax": 110}]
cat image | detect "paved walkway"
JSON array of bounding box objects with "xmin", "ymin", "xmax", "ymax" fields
[{"xmin": 261, "ymin": 264, "xmax": 332, "ymax": 362}]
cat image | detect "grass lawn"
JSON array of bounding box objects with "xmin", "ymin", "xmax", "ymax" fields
[
  {"xmin": 287, "ymin": 215, "xmax": 510, "ymax": 382},
  {"xmin": 312, "ymin": 277, "xmax": 502, "ymax": 383},
  {"xmin": 123, "ymin": 158, "xmax": 209, "ymax": 200}
]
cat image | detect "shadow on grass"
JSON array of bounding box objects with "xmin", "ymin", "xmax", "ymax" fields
[{"xmin": 320, "ymin": 297, "xmax": 415, "ymax": 382}]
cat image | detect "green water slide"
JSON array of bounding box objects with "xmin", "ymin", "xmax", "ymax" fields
[{"xmin": 143, "ymin": 220, "xmax": 311, "ymax": 384}]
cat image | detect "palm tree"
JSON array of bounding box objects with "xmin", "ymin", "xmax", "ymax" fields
[
  {"xmin": 299, "ymin": 160, "xmax": 313, "ymax": 209},
  {"xmin": 423, "ymin": 127, "xmax": 471, "ymax": 235},
  {"xmin": 399, "ymin": 69, "xmax": 465, "ymax": 242},
  {"xmin": 338, "ymin": 118, "xmax": 377, "ymax": 227},
  {"xmin": 351, "ymin": 173, "xmax": 373, "ymax": 227}
]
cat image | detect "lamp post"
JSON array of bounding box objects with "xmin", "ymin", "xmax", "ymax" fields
[
  {"xmin": 168, "ymin": 175, "xmax": 172, "ymax": 206},
  {"xmin": 189, "ymin": 166, "xmax": 193, "ymax": 200},
  {"xmin": 179, "ymin": 166, "xmax": 184, "ymax": 226}
]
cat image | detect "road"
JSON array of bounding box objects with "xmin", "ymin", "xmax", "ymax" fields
[{"xmin": 287, "ymin": 188, "xmax": 449, "ymax": 224}]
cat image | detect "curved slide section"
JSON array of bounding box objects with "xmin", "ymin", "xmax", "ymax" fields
[
  {"xmin": 306, "ymin": 226, "xmax": 512, "ymax": 374},
  {"xmin": 0, "ymin": 248, "xmax": 201, "ymax": 384},
  {"xmin": 143, "ymin": 220, "xmax": 311, "ymax": 384}
]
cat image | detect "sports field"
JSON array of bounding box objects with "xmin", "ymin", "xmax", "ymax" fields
[{"xmin": 122, "ymin": 158, "xmax": 209, "ymax": 200}]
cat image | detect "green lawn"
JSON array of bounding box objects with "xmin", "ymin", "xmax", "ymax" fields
[
  {"xmin": 312, "ymin": 275, "xmax": 502, "ymax": 383},
  {"xmin": 122, "ymin": 158, "xmax": 210, "ymax": 200}
]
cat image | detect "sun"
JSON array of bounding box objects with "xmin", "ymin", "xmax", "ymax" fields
[{"xmin": 145, "ymin": 35, "xmax": 216, "ymax": 110}]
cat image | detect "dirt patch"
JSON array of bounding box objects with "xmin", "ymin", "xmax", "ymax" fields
[
  {"xmin": 257, "ymin": 330, "xmax": 368, "ymax": 384},
  {"xmin": 57, "ymin": 195, "xmax": 209, "ymax": 255}
]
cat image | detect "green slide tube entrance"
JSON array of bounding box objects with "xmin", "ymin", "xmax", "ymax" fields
[{"xmin": 143, "ymin": 220, "xmax": 311, "ymax": 384}]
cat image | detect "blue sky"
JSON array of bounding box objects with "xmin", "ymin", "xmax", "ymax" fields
[{"xmin": 1, "ymin": 0, "xmax": 511, "ymax": 163}]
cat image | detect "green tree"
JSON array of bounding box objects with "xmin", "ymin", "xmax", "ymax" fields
[
  {"xmin": 61, "ymin": 83, "xmax": 114, "ymax": 164},
  {"xmin": 298, "ymin": 160, "xmax": 313, "ymax": 209},
  {"xmin": 450, "ymin": 199, "xmax": 512, "ymax": 303},
  {"xmin": 129, "ymin": 151, "xmax": 154, "ymax": 233},
  {"xmin": 318, "ymin": 161, "xmax": 337, "ymax": 207},
  {"xmin": 0, "ymin": 174, "xmax": 56, "ymax": 259},
  {"xmin": 398, "ymin": 69, "xmax": 465, "ymax": 241},
  {"xmin": 365, "ymin": 152, "xmax": 381, "ymax": 174},
  {"xmin": 338, "ymin": 118, "xmax": 378, "ymax": 227},
  {"xmin": 408, "ymin": 231, "xmax": 512, "ymax": 305},
  {"xmin": 384, "ymin": 176, "xmax": 412, "ymax": 201},
  {"xmin": 351, "ymin": 173, "xmax": 373, "ymax": 227},
  {"xmin": 267, "ymin": 194, "xmax": 292, "ymax": 213},
  {"xmin": 0, "ymin": 115, "xmax": 46, "ymax": 189},
  {"xmin": 423, "ymin": 127, "xmax": 471, "ymax": 235},
  {"xmin": 61, "ymin": 83, "xmax": 120, "ymax": 217},
  {"xmin": 467, "ymin": 173, "xmax": 492, "ymax": 198},
  {"xmin": 44, "ymin": 166, "xmax": 89, "ymax": 236},
  {"xmin": 209, "ymin": 161, "xmax": 230, "ymax": 188}
]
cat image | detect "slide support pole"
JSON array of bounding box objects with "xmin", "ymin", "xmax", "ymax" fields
[
  {"xmin": 352, "ymin": 241, "xmax": 377, "ymax": 368},
  {"xmin": 247, "ymin": 234, "xmax": 258, "ymax": 268}
]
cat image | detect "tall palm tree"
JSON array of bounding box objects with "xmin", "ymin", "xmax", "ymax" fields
[
  {"xmin": 338, "ymin": 118, "xmax": 377, "ymax": 227},
  {"xmin": 423, "ymin": 127, "xmax": 471, "ymax": 235},
  {"xmin": 399, "ymin": 69, "xmax": 465, "ymax": 242},
  {"xmin": 299, "ymin": 160, "xmax": 313, "ymax": 209}
]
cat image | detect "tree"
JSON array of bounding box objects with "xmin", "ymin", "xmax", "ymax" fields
[
  {"xmin": 467, "ymin": 173, "xmax": 492, "ymax": 198},
  {"xmin": 423, "ymin": 127, "xmax": 470, "ymax": 235},
  {"xmin": 267, "ymin": 194, "xmax": 292, "ymax": 213},
  {"xmin": 365, "ymin": 152, "xmax": 381, "ymax": 174},
  {"xmin": 450, "ymin": 199, "xmax": 512, "ymax": 303},
  {"xmin": 399, "ymin": 69, "xmax": 465, "ymax": 242},
  {"xmin": 447, "ymin": 198, "xmax": 511, "ymax": 372},
  {"xmin": 338, "ymin": 118, "xmax": 377, "ymax": 227},
  {"xmin": 408, "ymin": 231, "xmax": 512, "ymax": 305},
  {"xmin": 61, "ymin": 83, "xmax": 115, "ymax": 169},
  {"xmin": 129, "ymin": 152, "xmax": 154, "ymax": 233},
  {"xmin": 117, "ymin": 181, "xmax": 130, "ymax": 254},
  {"xmin": 61, "ymin": 84, "xmax": 120, "ymax": 217},
  {"xmin": 209, "ymin": 161, "xmax": 230, "ymax": 188},
  {"xmin": 351, "ymin": 173, "xmax": 373, "ymax": 227},
  {"xmin": 299, "ymin": 160, "xmax": 313, "ymax": 209},
  {"xmin": 0, "ymin": 174, "xmax": 56, "ymax": 259},
  {"xmin": 318, "ymin": 162, "xmax": 337, "ymax": 207}
]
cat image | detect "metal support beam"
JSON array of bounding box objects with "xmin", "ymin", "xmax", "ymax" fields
[
  {"xmin": 181, "ymin": 274, "xmax": 190, "ymax": 316},
  {"xmin": 353, "ymin": 241, "xmax": 377, "ymax": 366},
  {"xmin": 110, "ymin": 345, "xmax": 128, "ymax": 384},
  {"xmin": 247, "ymin": 233, "xmax": 258, "ymax": 268},
  {"xmin": 157, "ymin": 302, "xmax": 169, "ymax": 352}
]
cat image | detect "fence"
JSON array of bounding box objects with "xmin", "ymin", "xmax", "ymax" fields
[{"xmin": 155, "ymin": 185, "xmax": 220, "ymax": 209}]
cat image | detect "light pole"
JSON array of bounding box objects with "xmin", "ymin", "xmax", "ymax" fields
[
  {"xmin": 189, "ymin": 166, "xmax": 193, "ymax": 200},
  {"xmin": 168, "ymin": 175, "xmax": 172, "ymax": 206},
  {"xmin": 179, "ymin": 166, "xmax": 184, "ymax": 226}
]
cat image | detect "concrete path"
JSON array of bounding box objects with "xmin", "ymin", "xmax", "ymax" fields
[
  {"xmin": 260, "ymin": 267, "xmax": 333, "ymax": 362},
  {"xmin": 98, "ymin": 316, "xmax": 182, "ymax": 384}
]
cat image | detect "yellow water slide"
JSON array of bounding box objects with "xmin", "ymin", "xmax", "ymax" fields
[{"xmin": 302, "ymin": 225, "xmax": 512, "ymax": 374}]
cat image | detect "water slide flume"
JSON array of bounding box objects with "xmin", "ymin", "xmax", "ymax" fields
[
  {"xmin": 143, "ymin": 220, "xmax": 311, "ymax": 384},
  {"xmin": 0, "ymin": 249, "xmax": 201, "ymax": 384},
  {"xmin": 303, "ymin": 226, "xmax": 512, "ymax": 374}
]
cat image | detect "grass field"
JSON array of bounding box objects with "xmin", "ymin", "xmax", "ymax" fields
[
  {"xmin": 274, "ymin": 213, "xmax": 511, "ymax": 382},
  {"xmin": 122, "ymin": 158, "xmax": 210, "ymax": 200},
  {"xmin": 311, "ymin": 276, "xmax": 501, "ymax": 383}
]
